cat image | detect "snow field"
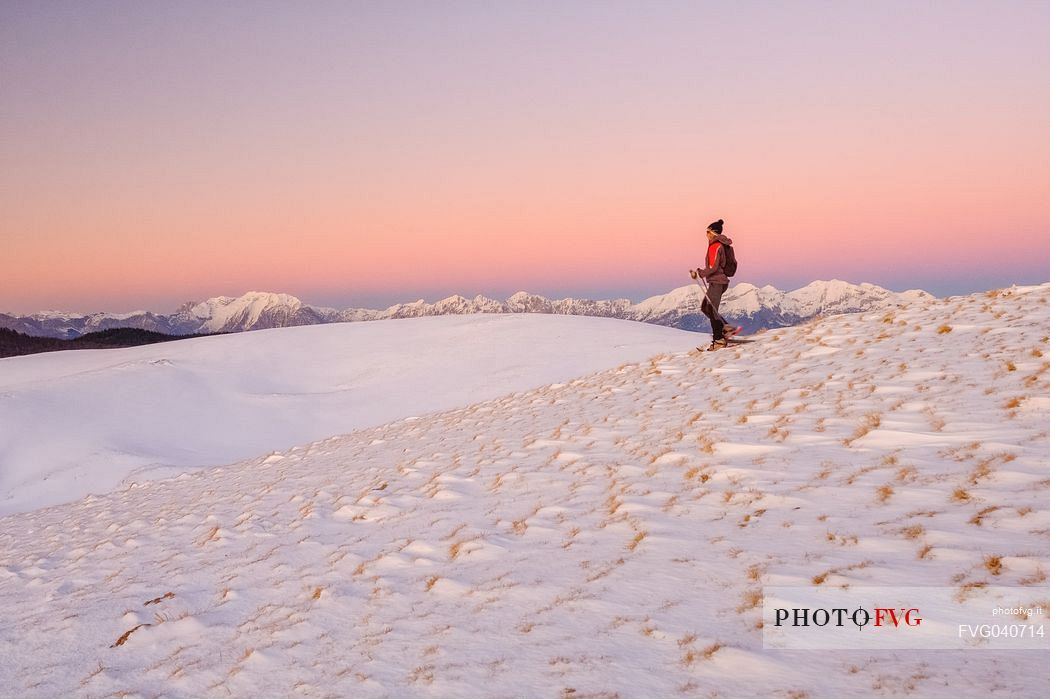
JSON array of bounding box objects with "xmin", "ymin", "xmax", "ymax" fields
[
  {"xmin": 0, "ymin": 313, "xmax": 703, "ymax": 516},
  {"xmin": 1, "ymin": 284, "xmax": 1049, "ymax": 697}
]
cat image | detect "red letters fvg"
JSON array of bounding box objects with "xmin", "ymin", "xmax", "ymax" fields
[{"xmin": 874, "ymin": 608, "xmax": 922, "ymax": 627}]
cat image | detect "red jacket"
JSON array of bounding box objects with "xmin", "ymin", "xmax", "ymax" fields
[{"xmin": 698, "ymin": 234, "xmax": 734, "ymax": 285}]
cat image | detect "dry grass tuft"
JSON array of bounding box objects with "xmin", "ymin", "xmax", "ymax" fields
[
  {"xmin": 697, "ymin": 435, "xmax": 716, "ymax": 454},
  {"xmin": 627, "ymin": 531, "xmax": 648, "ymax": 552},
  {"xmin": 737, "ymin": 589, "xmax": 763, "ymax": 613},
  {"xmin": 895, "ymin": 466, "xmax": 918, "ymax": 483},
  {"xmin": 144, "ymin": 592, "xmax": 175, "ymax": 606},
  {"xmin": 844, "ymin": 412, "xmax": 881, "ymax": 446},
  {"xmin": 702, "ymin": 642, "xmax": 723, "ymax": 659},
  {"xmin": 969, "ymin": 506, "xmax": 1000, "ymax": 526},
  {"xmin": 110, "ymin": 623, "xmax": 151, "ymax": 648},
  {"xmin": 901, "ymin": 525, "xmax": 925, "ymax": 540},
  {"xmin": 984, "ymin": 555, "xmax": 1004, "ymax": 576},
  {"xmin": 969, "ymin": 458, "xmax": 995, "ymax": 485},
  {"xmin": 876, "ymin": 484, "xmax": 894, "ymax": 504},
  {"xmin": 937, "ymin": 324, "xmax": 953, "ymax": 334}
]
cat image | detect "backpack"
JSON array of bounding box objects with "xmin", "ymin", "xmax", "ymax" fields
[{"xmin": 722, "ymin": 243, "xmax": 738, "ymax": 277}]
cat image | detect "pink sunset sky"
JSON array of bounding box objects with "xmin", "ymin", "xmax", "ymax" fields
[{"xmin": 2, "ymin": 1, "xmax": 1048, "ymax": 314}]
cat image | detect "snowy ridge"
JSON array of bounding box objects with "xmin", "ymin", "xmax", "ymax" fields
[
  {"xmin": 186, "ymin": 292, "xmax": 305, "ymax": 333},
  {"xmin": 632, "ymin": 279, "xmax": 935, "ymax": 331},
  {"xmin": 1, "ymin": 284, "xmax": 1048, "ymax": 696}
]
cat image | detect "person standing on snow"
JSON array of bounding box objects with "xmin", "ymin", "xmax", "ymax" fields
[{"xmin": 690, "ymin": 218, "xmax": 738, "ymax": 351}]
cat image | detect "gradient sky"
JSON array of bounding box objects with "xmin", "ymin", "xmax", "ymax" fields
[{"xmin": 2, "ymin": 1, "xmax": 1048, "ymax": 314}]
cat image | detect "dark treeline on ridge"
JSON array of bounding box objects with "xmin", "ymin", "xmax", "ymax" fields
[{"xmin": 0, "ymin": 328, "xmax": 218, "ymax": 359}]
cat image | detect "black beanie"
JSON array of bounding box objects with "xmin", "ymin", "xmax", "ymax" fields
[{"xmin": 708, "ymin": 219, "xmax": 724, "ymax": 234}]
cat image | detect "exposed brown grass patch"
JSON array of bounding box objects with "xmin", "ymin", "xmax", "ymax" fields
[
  {"xmin": 845, "ymin": 412, "xmax": 881, "ymax": 446},
  {"xmin": 737, "ymin": 589, "xmax": 763, "ymax": 612},
  {"xmin": 702, "ymin": 642, "xmax": 723, "ymax": 659},
  {"xmin": 697, "ymin": 435, "xmax": 716, "ymax": 454},
  {"xmin": 955, "ymin": 581, "xmax": 989, "ymax": 602},
  {"xmin": 895, "ymin": 466, "xmax": 918, "ymax": 483},
  {"xmin": 937, "ymin": 324, "xmax": 953, "ymax": 334},
  {"xmin": 969, "ymin": 506, "xmax": 1000, "ymax": 526},
  {"xmin": 984, "ymin": 555, "xmax": 1004, "ymax": 576},
  {"xmin": 969, "ymin": 458, "xmax": 995, "ymax": 485},
  {"xmin": 110, "ymin": 623, "xmax": 151, "ymax": 648},
  {"xmin": 901, "ymin": 525, "xmax": 925, "ymax": 540}
]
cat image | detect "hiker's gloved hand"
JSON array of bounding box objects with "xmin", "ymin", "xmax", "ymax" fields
[{"xmin": 689, "ymin": 269, "xmax": 698, "ymax": 279}]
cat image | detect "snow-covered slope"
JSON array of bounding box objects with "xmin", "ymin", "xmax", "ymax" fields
[
  {"xmin": 0, "ymin": 314, "xmax": 703, "ymax": 516},
  {"xmin": 0, "ymin": 285, "xmax": 1047, "ymax": 696}
]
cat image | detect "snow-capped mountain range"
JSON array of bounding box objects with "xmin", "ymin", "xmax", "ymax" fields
[{"xmin": 2, "ymin": 280, "xmax": 933, "ymax": 338}]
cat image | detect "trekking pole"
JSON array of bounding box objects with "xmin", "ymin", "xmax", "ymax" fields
[
  {"xmin": 690, "ymin": 268, "xmax": 716, "ymax": 307},
  {"xmin": 690, "ymin": 268, "xmax": 733, "ymax": 338}
]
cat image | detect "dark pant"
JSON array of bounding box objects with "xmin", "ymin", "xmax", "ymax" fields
[{"xmin": 701, "ymin": 282, "xmax": 729, "ymax": 340}]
